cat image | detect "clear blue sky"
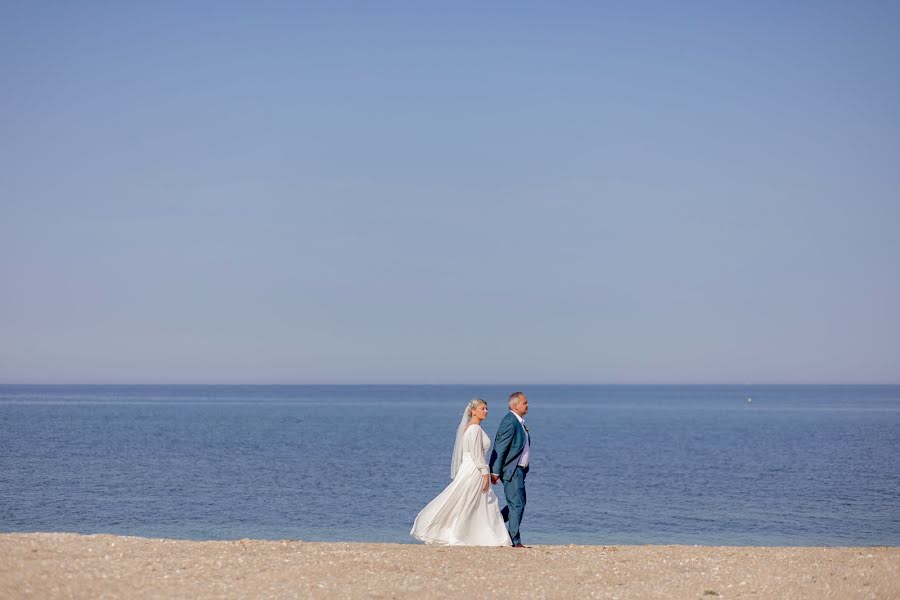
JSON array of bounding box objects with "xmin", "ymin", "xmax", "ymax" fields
[{"xmin": 2, "ymin": 2, "xmax": 898, "ymax": 383}]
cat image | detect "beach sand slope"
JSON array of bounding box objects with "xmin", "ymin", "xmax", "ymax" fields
[{"xmin": 1, "ymin": 533, "xmax": 897, "ymax": 599}]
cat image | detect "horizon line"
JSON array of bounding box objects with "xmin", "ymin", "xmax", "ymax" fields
[{"xmin": 1, "ymin": 381, "xmax": 899, "ymax": 386}]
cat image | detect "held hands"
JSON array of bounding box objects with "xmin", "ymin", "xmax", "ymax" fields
[{"xmin": 481, "ymin": 473, "xmax": 490, "ymax": 494}]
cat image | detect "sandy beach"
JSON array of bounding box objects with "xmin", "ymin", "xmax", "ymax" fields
[{"xmin": 1, "ymin": 533, "xmax": 897, "ymax": 599}]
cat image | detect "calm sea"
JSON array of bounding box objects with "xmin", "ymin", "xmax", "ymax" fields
[{"xmin": 1, "ymin": 385, "xmax": 898, "ymax": 546}]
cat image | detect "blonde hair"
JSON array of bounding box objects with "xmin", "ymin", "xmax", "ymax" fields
[{"xmin": 466, "ymin": 397, "xmax": 487, "ymax": 414}]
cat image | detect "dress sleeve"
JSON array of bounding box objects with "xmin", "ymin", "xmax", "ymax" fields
[{"xmin": 468, "ymin": 426, "xmax": 490, "ymax": 475}]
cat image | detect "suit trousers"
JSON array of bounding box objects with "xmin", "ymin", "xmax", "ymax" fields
[{"xmin": 502, "ymin": 466, "xmax": 527, "ymax": 545}]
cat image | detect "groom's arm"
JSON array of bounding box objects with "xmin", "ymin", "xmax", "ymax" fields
[{"xmin": 489, "ymin": 419, "xmax": 515, "ymax": 476}]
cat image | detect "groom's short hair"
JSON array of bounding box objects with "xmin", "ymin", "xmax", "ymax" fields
[{"xmin": 508, "ymin": 392, "xmax": 525, "ymax": 409}]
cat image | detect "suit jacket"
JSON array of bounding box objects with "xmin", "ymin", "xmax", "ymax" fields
[{"xmin": 489, "ymin": 412, "xmax": 530, "ymax": 482}]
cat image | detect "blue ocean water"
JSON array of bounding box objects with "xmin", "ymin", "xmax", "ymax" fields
[{"xmin": 1, "ymin": 385, "xmax": 898, "ymax": 546}]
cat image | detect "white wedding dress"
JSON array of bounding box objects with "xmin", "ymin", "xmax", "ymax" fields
[{"xmin": 410, "ymin": 424, "xmax": 512, "ymax": 546}]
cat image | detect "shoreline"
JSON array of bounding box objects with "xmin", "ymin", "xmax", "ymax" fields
[{"xmin": 3, "ymin": 533, "xmax": 898, "ymax": 598}]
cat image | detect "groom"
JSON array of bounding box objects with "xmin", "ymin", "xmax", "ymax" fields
[{"xmin": 489, "ymin": 391, "xmax": 530, "ymax": 548}]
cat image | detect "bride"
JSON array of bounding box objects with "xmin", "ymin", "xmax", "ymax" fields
[{"xmin": 410, "ymin": 398, "xmax": 512, "ymax": 546}]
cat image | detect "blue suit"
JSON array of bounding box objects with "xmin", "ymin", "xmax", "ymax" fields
[{"xmin": 489, "ymin": 411, "xmax": 530, "ymax": 545}]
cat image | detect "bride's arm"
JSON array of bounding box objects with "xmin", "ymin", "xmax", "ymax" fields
[{"xmin": 469, "ymin": 426, "xmax": 491, "ymax": 493}]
